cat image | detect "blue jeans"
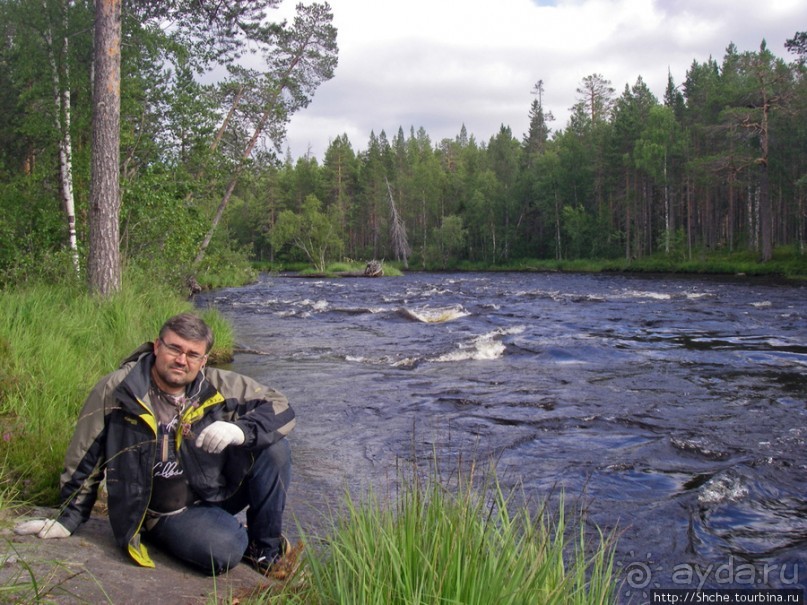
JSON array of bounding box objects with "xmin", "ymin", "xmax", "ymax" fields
[{"xmin": 145, "ymin": 438, "xmax": 291, "ymax": 574}]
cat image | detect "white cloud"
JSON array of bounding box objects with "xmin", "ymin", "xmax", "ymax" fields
[{"xmin": 276, "ymin": 0, "xmax": 807, "ymax": 159}]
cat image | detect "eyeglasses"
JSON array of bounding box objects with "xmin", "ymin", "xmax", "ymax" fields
[{"xmin": 158, "ymin": 337, "xmax": 207, "ymax": 363}]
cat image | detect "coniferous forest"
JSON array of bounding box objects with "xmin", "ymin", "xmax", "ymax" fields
[{"xmin": 1, "ymin": 0, "xmax": 805, "ymax": 291}]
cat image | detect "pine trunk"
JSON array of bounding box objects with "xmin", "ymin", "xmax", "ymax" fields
[{"xmin": 88, "ymin": 0, "xmax": 122, "ymax": 296}]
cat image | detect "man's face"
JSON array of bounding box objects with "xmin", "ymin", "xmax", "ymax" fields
[{"xmin": 152, "ymin": 330, "xmax": 208, "ymax": 392}]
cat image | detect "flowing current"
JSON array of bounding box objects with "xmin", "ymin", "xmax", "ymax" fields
[{"xmin": 196, "ymin": 272, "xmax": 807, "ymax": 599}]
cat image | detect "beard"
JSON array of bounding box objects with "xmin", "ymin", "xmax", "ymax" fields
[{"xmin": 152, "ymin": 361, "xmax": 196, "ymax": 392}]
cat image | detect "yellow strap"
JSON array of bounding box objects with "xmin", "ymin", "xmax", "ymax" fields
[{"xmin": 127, "ymin": 539, "xmax": 155, "ymax": 568}]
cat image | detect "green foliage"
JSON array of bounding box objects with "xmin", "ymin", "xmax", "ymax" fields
[
  {"xmin": 657, "ymin": 228, "xmax": 689, "ymax": 262},
  {"xmin": 451, "ymin": 246, "xmax": 806, "ymax": 279},
  {"xmin": 121, "ymin": 169, "xmax": 210, "ymax": 289},
  {"xmin": 560, "ymin": 206, "xmax": 617, "ymax": 260},
  {"xmin": 0, "ymin": 274, "xmax": 233, "ymax": 503},
  {"xmin": 194, "ymin": 241, "xmax": 258, "ymax": 290},
  {"xmin": 634, "ymin": 105, "xmax": 684, "ymax": 184},
  {"xmin": 427, "ymin": 215, "xmax": 468, "ymax": 269},
  {"xmin": 273, "ymin": 465, "xmax": 615, "ymax": 605},
  {"xmin": 270, "ymin": 195, "xmax": 344, "ymax": 272},
  {"xmin": 0, "ymin": 175, "xmax": 74, "ymax": 287},
  {"xmin": 377, "ymin": 264, "xmax": 404, "ymax": 277},
  {"xmin": 290, "ymin": 261, "xmax": 403, "ymax": 277},
  {"xmin": 561, "ymin": 206, "xmax": 594, "ymax": 259}
]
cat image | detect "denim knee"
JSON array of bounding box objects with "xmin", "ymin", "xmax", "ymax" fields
[
  {"xmin": 207, "ymin": 528, "xmax": 249, "ymax": 575},
  {"xmin": 255, "ymin": 437, "xmax": 292, "ymax": 474},
  {"xmin": 147, "ymin": 505, "xmax": 249, "ymax": 575}
]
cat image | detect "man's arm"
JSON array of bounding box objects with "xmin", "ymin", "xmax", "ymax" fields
[
  {"xmin": 55, "ymin": 372, "xmax": 120, "ymax": 532},
  {"xmin": 204, "ymin": 368, "xmax": 296, "ymax": 450}
]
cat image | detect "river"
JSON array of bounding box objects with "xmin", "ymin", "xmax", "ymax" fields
[{"xmin": 196, "ymin": 272, "xmax": 807, "ymax": 601}]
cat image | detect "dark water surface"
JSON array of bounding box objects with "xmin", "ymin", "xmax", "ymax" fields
[{"xmin": 197, "ymin": 272, "xmax": 807, "ymax": 600}]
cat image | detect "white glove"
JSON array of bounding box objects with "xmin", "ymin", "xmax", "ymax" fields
[
  {"xmin": 195, "ymin": 421, "xmax": 245, "ymax": 454},
  {"xmin": 14, "ymin": 519, "xmax": 71, "ymax": 539}
]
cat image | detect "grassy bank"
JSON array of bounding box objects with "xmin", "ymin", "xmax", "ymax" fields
[
  {"xmin": 298, "ymin": 261, "xmax": 405, "ymax": 277},
  {"xmin": 251, "ymin": 260, "xmax": 405, "ymax": 277},
  {"xmin": 254, "ymin": 247, "xmax": 806, "ymax": 281},
  {"xmin": 0, "ymin": 275, "xmax": 233, "ymax": 503}
]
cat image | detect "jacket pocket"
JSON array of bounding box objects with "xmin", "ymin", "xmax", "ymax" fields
[{"xmin": 180, "ymin": 444, "xmax": 229, "ymax": 501}]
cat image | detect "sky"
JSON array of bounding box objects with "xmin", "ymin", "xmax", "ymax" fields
[{"xmin": 276, "ymin": 0, "xmax": 807, "ymax": 160}]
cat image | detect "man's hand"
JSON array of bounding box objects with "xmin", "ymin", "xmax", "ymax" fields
[
  {"xmin": 14, "ymin": 519, "xmax": 71, "ymax": 539},
  {"xmin": 195, "ymin": 421, "xmax": 245, "ymax": 454}
]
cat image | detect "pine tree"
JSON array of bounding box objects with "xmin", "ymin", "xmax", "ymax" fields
[{"xmin": 523, "ymin": 80, "xmax": 554, "ymax": 162}]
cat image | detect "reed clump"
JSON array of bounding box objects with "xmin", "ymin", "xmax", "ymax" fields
[{"xmin": 257, "ymin": 465, "xmax": 616, "ymax": 605}]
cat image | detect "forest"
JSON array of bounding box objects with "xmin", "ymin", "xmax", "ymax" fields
[{"xmin": 1, "ymin": 0, "xmax": 805, "ymax": 292}]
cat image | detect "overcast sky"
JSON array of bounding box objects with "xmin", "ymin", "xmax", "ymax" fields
[{"xmin": 278, "ymin": 0, "xmax": 806, "ymax": 160}]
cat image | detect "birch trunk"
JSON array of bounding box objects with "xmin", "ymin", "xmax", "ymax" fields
[
  {"xmin": 663, "ymin": 148, "xmax": 671, "ymax": 255},
  {"xmin": 554, "ymin": 190, "xmax": 562, "ymax": 260},
  {"xmin": 45, "ymin": 0, "xmax": 80, "ymax": 275}
]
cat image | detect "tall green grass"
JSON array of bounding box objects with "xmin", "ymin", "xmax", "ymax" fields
[
  {"xmin": 257, "ymin": 465, "xmax": 616, "ymax": 605},
  {"xmin": 0, "ymin": 274, "xmax": 232, "ymax": 503}
]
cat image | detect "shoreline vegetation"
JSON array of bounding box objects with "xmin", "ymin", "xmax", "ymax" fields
[
  {"xmin": 2, "ymin": 256, "xmax": 803, "ymax": 600},
  {"xmin": 248, "ymin": 246, "xmax": 806, "ymax": 284}
]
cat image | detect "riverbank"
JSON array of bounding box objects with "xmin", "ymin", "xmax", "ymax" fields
[
  {"xmin": 454, "ymin": 247, "xmax": 807, "ymax": 281},
  {"xmin": 252, "ymin": 247, "xmax": 807, "ymax": 283}
]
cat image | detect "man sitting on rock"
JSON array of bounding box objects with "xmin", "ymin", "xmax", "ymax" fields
[{"xmin": 16, "ymin": 313, "xmax": 295, "ymax": 576}]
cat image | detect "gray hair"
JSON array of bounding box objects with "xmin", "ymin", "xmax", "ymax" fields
[{"xmin": 159, "ymin": 313, "xmax": 214, "ymax": 353}]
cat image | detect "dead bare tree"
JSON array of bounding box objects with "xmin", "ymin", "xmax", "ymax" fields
[{"xmin": 385, "ymin": 177, "xmax": 410, "ymax": 269}]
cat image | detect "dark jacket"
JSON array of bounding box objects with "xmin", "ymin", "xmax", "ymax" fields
[{"xmin": 56, "ymin": 343, "xmax": 296, "ymax": 567}]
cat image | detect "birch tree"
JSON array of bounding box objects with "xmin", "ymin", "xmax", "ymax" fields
[
  {"xmin": 2, "ymin": 0, "xmax": 86, "ymax": 275},
  {"xmin": 270, "ymin": 194, "xmax": 342, "ymax": 271},
  {"xmin": 43, "ymin": 0, "xmax": 79, "ymax": 274}
]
